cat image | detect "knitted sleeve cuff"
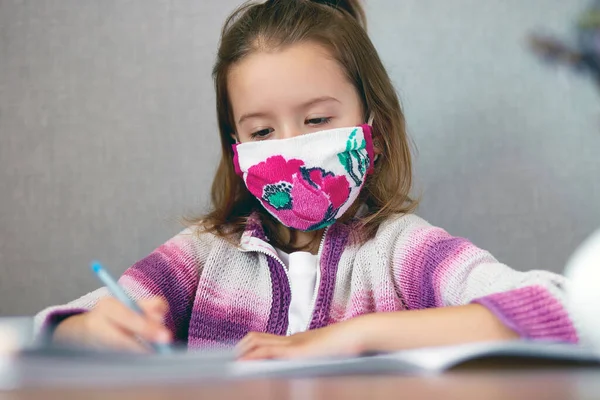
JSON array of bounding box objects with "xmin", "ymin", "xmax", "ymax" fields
[
  {"xmin": 35, "ymin": 307, "xmax": 88, "ymax": 342},
  {"xmin": 472, "ymin": 285, "xmax": 579, "ymax": 343}
]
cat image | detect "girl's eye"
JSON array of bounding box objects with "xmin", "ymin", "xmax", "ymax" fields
[
  {"xmin": 250, "ymin": 128, "xmax": 274, "ymax": 139},
  {"xmin": 306, "ymin": 117, "xmax": 332, "ymax": 126}
]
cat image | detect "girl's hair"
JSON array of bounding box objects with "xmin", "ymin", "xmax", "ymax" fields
[{"xmin": 195, "ymin": 0, "xmax": 417, "ymax": 249}]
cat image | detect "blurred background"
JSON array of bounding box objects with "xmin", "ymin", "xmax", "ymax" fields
[{"xmin": 0, "ymin": 0, "xmax": 598, "ymax": 316}]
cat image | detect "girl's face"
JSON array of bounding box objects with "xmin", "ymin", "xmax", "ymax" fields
[{"xmin": 228, "ymin": 42, "xmax": 364, "ymax": 143}]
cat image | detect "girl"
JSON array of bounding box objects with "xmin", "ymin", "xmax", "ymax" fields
[{"xmin": 37, "ymin": 0, "xmax": 579, "ymax": 360}]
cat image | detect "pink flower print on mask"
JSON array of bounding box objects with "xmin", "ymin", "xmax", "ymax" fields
[{"xmin": 245, "ymin": 155, "xmax": 351, "ymax": 231}]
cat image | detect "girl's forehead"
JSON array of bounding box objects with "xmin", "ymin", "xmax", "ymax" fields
[{"xmin": 227, "ymin": 42, "xmax": 351, "ymax": 102}]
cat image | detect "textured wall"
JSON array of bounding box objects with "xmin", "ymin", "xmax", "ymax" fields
[{"xmin": 1, "ymin": 0, "xmax": 598, "ymax": 316}]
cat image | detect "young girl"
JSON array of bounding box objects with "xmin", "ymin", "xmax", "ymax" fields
[{"xmin": 37, "ymin": 0, "xmax": 579, "ymax": 359}]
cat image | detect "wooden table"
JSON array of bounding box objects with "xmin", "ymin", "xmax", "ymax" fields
[{"xmin": 2, "ymin": 370, "xmax": 600, "ymax": 400}]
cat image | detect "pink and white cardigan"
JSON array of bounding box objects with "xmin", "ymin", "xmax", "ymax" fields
[{"xmin": 35, "ymin": 213, "xmax": 579, "ymax": 348}]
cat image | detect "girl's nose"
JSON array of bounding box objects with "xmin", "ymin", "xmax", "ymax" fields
[{"xmin": 278, "ymin": 122, "xmax": 309, "ymax": 140}]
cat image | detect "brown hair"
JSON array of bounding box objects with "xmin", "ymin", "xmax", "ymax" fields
[{"xmin": 194, "ymin": 0, "xmax": 417, "ymax": 250}]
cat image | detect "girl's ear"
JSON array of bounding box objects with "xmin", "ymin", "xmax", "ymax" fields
[
  {"xmin": 373, "ymin": 139, "xmax": 382, "ymax": 162},
  {"xmin": 230, "ymin": 132, "xmax": 240, "ymax": 144}
]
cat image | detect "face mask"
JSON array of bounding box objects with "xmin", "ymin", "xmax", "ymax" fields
[{"xmin": 232, "ymin": 124, "xmax": 374, "ymax": 231}]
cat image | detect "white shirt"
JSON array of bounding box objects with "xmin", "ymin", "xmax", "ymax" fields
[{"xmin": 275, "ymin": 248, "xmax": 319, "ymax": 335}]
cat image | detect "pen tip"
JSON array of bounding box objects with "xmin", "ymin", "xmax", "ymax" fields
[{"xmin": 90, "ymin": 261, "xmax": 103, "ymax": 273}]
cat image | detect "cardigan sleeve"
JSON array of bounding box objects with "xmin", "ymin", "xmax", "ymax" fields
[
  {"xmin": 34, "ymin": 228, "xmax": 203, "ymax": 342},
  {"xmin": 392, "ymin": 223, "xmax": 579, "ymax": 343}
]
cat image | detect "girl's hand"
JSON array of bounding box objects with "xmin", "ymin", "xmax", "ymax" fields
[
  {"xmin": 236, "ymin": 305, "xmax": 519, "ymax": 360},
  {"xmin": 236, "ymin": 318, "xmax": 369, "ymax": 361},
  {"xmin": 53, "ymin": 297, "xmax": 172, "ymax": 352}
]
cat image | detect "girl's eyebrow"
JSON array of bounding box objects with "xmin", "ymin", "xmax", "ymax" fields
[
  {"xmin": 298, "ymin": 95, "xmax": 341, "ymax": 109},
  {"xmin": 238, "ymin": 111, "xmax": 271, "ymax": 125},
  {"xmin": 237, "ymin": 96, "xmax": 340, "ymax": 125}
]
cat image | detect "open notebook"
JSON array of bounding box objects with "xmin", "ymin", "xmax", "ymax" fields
[
  {"xmin": 233, "ymin": 340, "xmax": 600, "ymax": 379},
  {"xmin": 3, "ymin": 340, "xmax": 599, "ymax": 388}
]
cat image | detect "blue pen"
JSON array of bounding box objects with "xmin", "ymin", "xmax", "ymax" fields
[{"xmin": 90, "ymin": 261, "xmax": 172, "ymax": 354}]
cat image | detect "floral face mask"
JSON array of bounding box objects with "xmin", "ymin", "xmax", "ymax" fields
[{"xmin": 232, "ymin": 124, "xmax": 374, "ymax": 231}]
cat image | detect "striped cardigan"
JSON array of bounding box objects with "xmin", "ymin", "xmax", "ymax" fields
[{"xmin": 35, "ymin": 213, "xmax": 579, "ymax": 348}]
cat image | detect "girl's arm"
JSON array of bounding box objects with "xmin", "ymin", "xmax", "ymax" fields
[
  {"xmin": 35, "ymin": 229, "xmax": 203, "ymax": 342},
  {"xmin": 238, "ymin": 222, "xmax": 579, "ymax": 360},
  {"xmin": 391, "ymin": 223, "xmax": 579, "ymax": 344},
  {"xmin": 358, "ymin": 304, "xmax": 518, "ymax": 353},
  {"xmin": 237, "ymin": 303, "xmax": 519, "ymax": 360}
]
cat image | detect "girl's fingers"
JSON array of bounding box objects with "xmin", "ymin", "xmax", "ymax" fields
[
  {"xmin": 240, "ymin": 345, "xmax": 290, "ymax": 361},
  {"xmin": 237, "ymin": 332, "xmax": 287, "ymax": 356},
  {"xmin": 139, "ymin": 297, "xmax": 169, "ymax": 315},
  {"xmin": 96, "ymin": 324, "xmax": 149, "ymax": 353},
  {"xmin": 96, "ymin": 298, "xmax": 171, "ymax": 343},
  {"xmin": 140, "ymin": 298, "xmax": 169, "ymax": 324},
  {"xmin": 85, "ymin": 309, "xmax": 149, "ymax": 353}
]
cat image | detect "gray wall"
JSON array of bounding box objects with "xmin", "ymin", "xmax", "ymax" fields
[{"xmin": 1, "ymin": 0, "xmax": 598, "ymax": 316}]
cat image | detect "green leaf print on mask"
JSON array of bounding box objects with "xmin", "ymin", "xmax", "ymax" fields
[
  {"xmin": 337, "ymin": 128, "xmax": 370, "ymax": 186},
  {"xmin": 263, "ymin": 182, "xmax": 293, "ymax": 210}
]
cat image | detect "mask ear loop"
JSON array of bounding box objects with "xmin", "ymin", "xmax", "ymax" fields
[{"xmin": 366, "ymin": 113, "xmax": 380, "ymax": 163}]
